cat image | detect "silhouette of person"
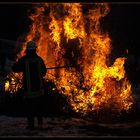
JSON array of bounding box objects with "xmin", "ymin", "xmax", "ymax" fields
[{"xmin": 12, "ymin": 41, "xmax": 46, "ymax": 130}]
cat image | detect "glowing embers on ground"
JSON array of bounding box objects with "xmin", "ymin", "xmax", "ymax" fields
[{"xmin": 5, "ymin": 3, "xmax": 133, "ymax": 115}]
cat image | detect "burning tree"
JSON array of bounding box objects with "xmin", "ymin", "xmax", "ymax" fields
[{"xmin": 5, "ymin": 3, "xmax": 133, "ymax": 116}]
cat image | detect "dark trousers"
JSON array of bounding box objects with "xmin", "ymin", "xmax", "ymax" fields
[
  {"xmin": 27, "ymin": 115, "xmax": 43, "ymax": 127},
  {"xmin": 25, "ymin": 96, "xmax": 44, "ymax": 127}
]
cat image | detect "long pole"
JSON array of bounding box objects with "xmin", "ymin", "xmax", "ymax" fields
[{"xmin": 46, "ymin": 65, "xmax": 79, "ymax": 70}]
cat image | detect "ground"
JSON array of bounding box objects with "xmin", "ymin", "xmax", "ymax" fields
[{"xmin": 0, "ymin": 115, "xmax": 140, "ymax": 137}]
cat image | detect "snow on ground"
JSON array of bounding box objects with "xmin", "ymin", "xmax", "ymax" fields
[
  {"xmin": 0, "ymin": 115, "xmax": 140, "ymax": 137},
  {"xmin": 0, "ymin": 116, "xmax": 94, "ymax": 137}
]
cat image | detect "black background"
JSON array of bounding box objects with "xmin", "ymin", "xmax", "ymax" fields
[{"xmin": 0, "ymin": 4, "xmax": 30, "ymax": 40}]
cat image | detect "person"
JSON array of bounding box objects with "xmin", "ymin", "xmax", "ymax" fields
[{"xmin": 12, "ymin": 40, "xmax": 46, "ymax": 130}]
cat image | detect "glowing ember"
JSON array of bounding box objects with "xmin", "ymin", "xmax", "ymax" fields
[
  {"xmin": 5, "ymin": 73, "xmax": 23, "ymax": 94},
  {"xmin": 5, "ymin": 3, "xmax": 133, "ymax": 115}
]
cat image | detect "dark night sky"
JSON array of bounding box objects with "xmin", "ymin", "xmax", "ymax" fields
[
  {"xmin": 0, "ymin": 4, "xmax": 30, "ymax": 40},
  {"xmin": 0, "ymin": 4, "xmax": 140, "ymax": 58},
  {"xmin": 107, "ymin": 4, "xmax": 140, "ymax": 58}
]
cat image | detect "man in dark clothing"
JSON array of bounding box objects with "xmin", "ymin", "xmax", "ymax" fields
[{"xmin": 12, "ymin": 41, "xmax": 46, "ymax": 130}]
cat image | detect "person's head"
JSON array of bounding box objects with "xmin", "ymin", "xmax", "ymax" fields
[{"xmin": 25, "ymin": 41, "xmax": 37, "ymax": 54}]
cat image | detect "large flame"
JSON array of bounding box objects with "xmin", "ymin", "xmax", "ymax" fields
[{"xmin": 5, "ymin": 3, "xmax": 133, "ymax": 115}]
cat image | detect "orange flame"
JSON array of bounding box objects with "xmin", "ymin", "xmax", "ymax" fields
[{"xmin": 5, "ymin": 3, "xmax": 133, "ymax": 115}]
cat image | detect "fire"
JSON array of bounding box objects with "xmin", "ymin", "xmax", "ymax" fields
[
  {"xmin": 5, "ymin": 73, "xmax": 23, "ymax": 94},
  {"xmin": 5, "ymin": 80, "xmax": 10, "ymax": 92},
  {"xmin": 63, "ymin": 3, "xmax": 86, "ymax": 42},
  {"xmin": 5, "ymin": 3, "xmax": 133, "ymax": 115}
]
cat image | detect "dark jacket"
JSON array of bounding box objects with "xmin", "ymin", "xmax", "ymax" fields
[{"xmin": 12, "ymin": 50, "xmax": 46, "ymax": 97}]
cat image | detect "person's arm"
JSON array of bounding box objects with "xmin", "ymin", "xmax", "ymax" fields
[{"xmin": 40, "ymin": 58, "xmax": 47, "ymax": 77}]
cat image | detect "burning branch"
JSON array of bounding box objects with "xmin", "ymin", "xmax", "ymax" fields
[{"xmin": 5, "ymin": 3, "xmax": 133, "ymax": 116}]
